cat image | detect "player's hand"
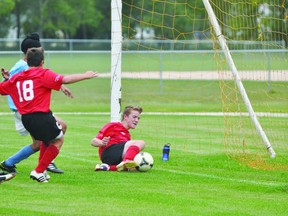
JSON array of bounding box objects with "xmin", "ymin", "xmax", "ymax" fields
[
  {"xmin": 61, "ymin": 85, "xmax": 74, "ymax": 98},
  {"xmin": 101, "ymin": 136, "xmax": 110, "ymax": 146},
  {"xmin": 1, "ymin": 68, "xmax": 10, "ymax": 81},
  {"xmin": 85, "ymin": 71, "xmax": 98, "ymax": 79}
]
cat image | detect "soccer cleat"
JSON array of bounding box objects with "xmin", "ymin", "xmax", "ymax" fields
[
  {"xmin": 0, "ymin": 161, "xmax": 17, "ymax": 174},
  {"xmin": 30, "ymin": 170, "xmax": 48, "ymax": 183},
  {"xmin": 95, "ymin": 163, "xmax": 110, "ymax": 171},
  {"xmin": 43, "ymin": 171, "xmax": 51, "ymax": 180},
  {"xmin": 46, "ymin": 162, "xmax": 64, "ymax": 174},
  {"xmin": 0, "ymin": 172, "xmax": 16, "ymax": 184},
  {"xmin": 116, "ymin": 160, "xmax": 137, "ymax": 171}
]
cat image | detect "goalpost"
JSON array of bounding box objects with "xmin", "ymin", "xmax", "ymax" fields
[
  {"xmin": 111, "ymin": 0, "xmax": 288, "ymax": 170},
  {"xmin": 111, "ymin": 0, "xmax": 122, "ymax": 122},
  {"xmin": 202, "ymin": 0, "xmax": 276, "ymax": 158}
]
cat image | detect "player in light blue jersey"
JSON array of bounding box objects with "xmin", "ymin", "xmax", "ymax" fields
[{"xmin": 0, "ymin": 33, "xmax": 72, "ymax": 179}]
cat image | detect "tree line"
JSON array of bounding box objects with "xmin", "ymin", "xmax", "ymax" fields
[
  {"xmin": 0, "ymin": 0, "xmax": 286, "ymax": 44},
  {"xmin": 0, "ymin": 0, "xmax": 110, "ymax": 39}
]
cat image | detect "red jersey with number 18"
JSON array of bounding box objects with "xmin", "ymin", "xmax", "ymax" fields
[{"xmin": 0, "ymin": 67, "xmax": 63, "ymax": 114}]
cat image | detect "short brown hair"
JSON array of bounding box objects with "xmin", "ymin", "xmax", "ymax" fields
[
  {"xmin": 122, "ymin": 105, "xmax": 143, "ymax": 120},
  {"xmin": 27, "ymin": 47, "xmax": 44, "ymax": 67}
]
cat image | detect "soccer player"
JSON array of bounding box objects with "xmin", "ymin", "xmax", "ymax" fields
[
  {"xmin": 91, "ymin": 105, "xmax": 145, "ymax": 171},
  {"xmin": 0, "ymin": 47, "xmax": 98, "ymax": 182},
  {"xmin": 0, "ymin": 33, "xmax": 69, "ymax": 176}
]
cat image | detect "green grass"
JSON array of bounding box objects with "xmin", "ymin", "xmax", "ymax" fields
[
  {"xmin": 0, "ymin": 114, "xmax": 287, "ymax": 216},
  {"xmin": 1, "ymin": 78, "xmax": 287, "ymax": 113},
  {"xmin": 1, "ymin": 51, "xmax": 288, "ymax": 73}
]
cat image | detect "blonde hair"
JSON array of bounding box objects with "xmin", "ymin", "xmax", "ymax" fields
[{"xmin": 121, "ymin": 105, "xmax": 143, "ymax": 121}]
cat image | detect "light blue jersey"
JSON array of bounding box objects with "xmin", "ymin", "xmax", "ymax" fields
[{"xmin": 7, "ymin": 59, "xmax": 28, "ymax": 111}]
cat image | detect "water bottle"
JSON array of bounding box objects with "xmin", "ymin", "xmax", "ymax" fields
[{"xmin": 162, "ymin": 143, "xmax": 170, "ymax": 161}]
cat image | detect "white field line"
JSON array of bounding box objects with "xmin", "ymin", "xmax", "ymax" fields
[
  {"xmin": 1, "ymin": 112, "xmax": 288, "ymax": 117},
  {"xmin": 156, "ymin": 168, "xmax": 287, "ymax": 187},
  {"xmin": 48, "ymin": 153, "xmax": 288, "ymax": 187},
  {"xmin": 4, "ymin": 153, "xmax": 285, "ymax": 188}
]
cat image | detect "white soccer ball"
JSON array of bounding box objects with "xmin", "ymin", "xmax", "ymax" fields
[{"xmin": 134, "ymin": 152, "xmax": 154, "ymax": 172}]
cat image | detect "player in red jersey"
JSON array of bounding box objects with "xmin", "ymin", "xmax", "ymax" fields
[
  {"xmin": 1, "ymin": 33, "xmax": 67, "ymax": 177},
  {"xmin": 0, "ymin": 47, "xmax": 98, "ymax": 182},
  {"xmin": 91, "ymin": 105, "xmax": 145, "ymax": 171}
]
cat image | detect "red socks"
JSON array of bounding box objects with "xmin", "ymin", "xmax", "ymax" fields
[
  {"xmin": 38, "ymin": 142, "xmax": 47, "ymax": 162},
  {"xmin": 35, "ymin": 145, "xmax": 59, "ymax": 173},
  {"xmin": 109, "ymin": 165, "xmax": 117, "ymax": 171},
  {"xmin": 123, "ymin": 145, "xmax": 140, "ymax": 161}
]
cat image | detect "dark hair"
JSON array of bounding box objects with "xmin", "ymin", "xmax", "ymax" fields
[
  {"xmin": 21, "ymin": 32, "xmax": 42, "ymax": 54},
  {"xmin": 27, "ymin": 47, "xmax": 44, "ymax": 67},
  {"xmin": 121, "ymin": 105, "xmax": 143, "ymax": 121}
]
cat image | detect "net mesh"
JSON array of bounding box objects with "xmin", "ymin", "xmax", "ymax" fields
[{"xmin": 120, "ymin": 0, "xmax": 288, "ymax": 170}]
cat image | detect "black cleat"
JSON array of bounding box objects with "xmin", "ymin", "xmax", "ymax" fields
[
  {"xmin": 46, "ymin": 162, "xmax": 64, "ymax": 174},
  {"xmin": 0, "ymin": 172, "xmax": 16, "ymax": 184},
  {"xmin": 0, "ymin": 161, "xmax": 17, "ymax": 174}
]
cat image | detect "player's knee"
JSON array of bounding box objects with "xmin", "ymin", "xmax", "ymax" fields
[
  {"xmin": 58, "ymin": 120, "xmax": 67, "ymax": 134},
  {"xmin": 30, "ymin": 141, "xmax": 41, "ymax": 151},
  {"xmin": 137, "ymin": 140, "xmax": 145, "ymax": 150},
  {"xmin": 61, "ymin": 122, "xmax": 67, "ymax": 134},
  {"xmin": 52, "ymin": 136, "xmax": 64, "ymax": 150},
  {"xmin": 55, "ymin": 117, "xmax": 67, "ymax": 134}
]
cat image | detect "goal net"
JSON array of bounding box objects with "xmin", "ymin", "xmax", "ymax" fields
[{"xmin": 112, "ymin": 0, "xmax": 288, "ymax": 170}]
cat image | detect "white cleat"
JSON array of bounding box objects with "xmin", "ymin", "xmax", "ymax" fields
[
  {"xmin": 30, "ymin": 170, "xmax": 48, "ymax": 183},
  {"xmin": 116, "ymin": 160, "xmax": 137, "ymax": 171},
  {"xmin": 43, "ymin": 171, "xmax": 51, "ymax": 180},
  {"xmin": 95, "ymin": 163, "xmax": 110, "ymax": 171}
]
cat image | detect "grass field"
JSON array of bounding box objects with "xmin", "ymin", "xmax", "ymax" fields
[
  {"xmin": 1, "ymin": 113, "xmax": 288, "ymax": 216},
  {"xmin": 1, "ymin": 53, "xmax": 288, "ymax": 215},
  {"xmin": 1, "ymin": 51, "xmax": 288, "ymax": 73}
]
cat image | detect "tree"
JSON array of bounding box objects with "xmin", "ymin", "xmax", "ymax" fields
[
  {"xmin": 122, "ymin": 0, "xmax": 209, "ymax": 40},
  {"xmin": 74, "ymin": 0, "xmax": 106, "ymax": 39},
  {"xmin": 0, "ymin": 0, "xmax": 15, "ymax": 37},
  {"xmin": 3, "ymin": 0, "xmax": 105, "ymax": 39}
]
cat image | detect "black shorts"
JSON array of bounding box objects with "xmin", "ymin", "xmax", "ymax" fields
[
  {"xmin": 101, "ymin": 142, "xmax": 126, "ymax": 165},
  {"xmin": 22, "ymin": 111, "xmax": 62, "ymax": 145}
]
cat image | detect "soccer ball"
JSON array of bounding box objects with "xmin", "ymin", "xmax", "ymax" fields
[{"xmin": 134, "ymin": 152, "xmax": 154, "ymax": 172}]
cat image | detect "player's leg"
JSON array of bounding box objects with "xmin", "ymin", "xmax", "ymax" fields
[
  {"xmin": 0, "ymin": 112, "xmax": 40, "ymax": 174},
  {"xmin": 122, "ymin": 140, "xmax": 145, "ymax": 159},
  {"xmin": 55, "ymin": 115, "xmax": 67, "ymax": 134},
  {"xmin": 116, "ymin": 140, "xmax": 145, "ymax": 171},
  {"xmin": 99, "ymin": 143, "xmax": 126, "ymax": 171},
  {"xmin": 22, "ymin": 112, "xmax": 64, "ymax": 182},
  {"xmin": 34, "ymin": 137, "xmax": 63, "ymax": 170},
  {"xmin": 46, "ymin": 115, "xmax": 66, "ymax": 174},
  {"xmin": 31, "ymin": 136, "xmax": 64, "ymax": 183}
]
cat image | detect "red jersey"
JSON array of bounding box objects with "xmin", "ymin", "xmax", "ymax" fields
[
  {"xmin": 0, "ymin": 67, "xmax": 63, "ymax": 114},
  {"xmin": 96, "ymin": 122, "xmax": 131, "ymax": 158}
]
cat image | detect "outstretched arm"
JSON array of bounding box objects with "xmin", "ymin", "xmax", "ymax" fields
[{"xmin": 62, "ymin": 71, "xmax": 98, "ymax": 84}]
